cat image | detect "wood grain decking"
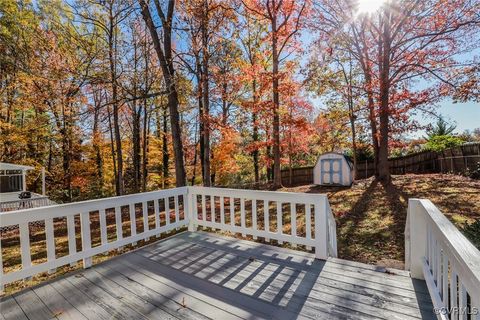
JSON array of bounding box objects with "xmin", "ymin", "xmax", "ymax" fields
[{"xmin": 0, "ymin": 231, "xmax": 435, "ymax": 319}]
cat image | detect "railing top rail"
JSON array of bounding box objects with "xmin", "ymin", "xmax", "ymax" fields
[
  {"xmin": 0, "ymin": 187, "xmax": 188, "ymax": 227},
  {"xmin": 189, "ymin": 186, "xmax": 327, "ymax": 203},
  {"xmin": 418, "ymin": 199, "xmax": 480, "ymax": 295}
]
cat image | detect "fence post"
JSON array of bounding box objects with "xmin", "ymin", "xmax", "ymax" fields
[
  {"xmin": 365, "ymin": 161, "xmax": 368, "ymax": 179},
  {"xmin": 314, "ymin": 195, "xmax": 328, "ymax": 260},
  {"xmin": 405, "ymin": 199, "xmax": 427, "ymax": 279}
]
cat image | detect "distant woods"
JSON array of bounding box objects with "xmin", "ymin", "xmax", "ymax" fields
[{"xmin": 1, "ymin": 0, "xmax": 478, "ymax": 201}]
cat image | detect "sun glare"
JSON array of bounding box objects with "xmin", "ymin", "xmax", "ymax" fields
[{"xmin": 356, "ymin": 0, "xmax": 386, "ymax": 14}]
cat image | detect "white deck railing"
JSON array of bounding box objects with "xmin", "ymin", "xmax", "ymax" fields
[
  {"xmin": 0, "ymin": 186, "xmax": 336, "ymax": 292},
  {"xmin": 0, "ymin": 196, "xmax": 56, "ymax": 212},
  {"xmin": 406, "ymin": 199, "xmax": 480, "ymax": 320},
  {"xmin": 188, "ymin": 186, "xmax": 337, "ymax": 259}
]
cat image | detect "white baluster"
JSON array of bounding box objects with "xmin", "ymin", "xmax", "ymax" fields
[
  {"xmin": 306, "ymin": 204, "xmax": 312, "ymax": 251},
  {"xmin": 220, "ymin": 196, "xmax": 225, "ymax": 226},
  {"xmin": 230, "ymin": 197, "xmax": 235, "ymax": 226},
  {"xmin": 99, "ymin": 208, "xmax": 108, "ymax": 246},
  {"xmin": 0, "ymin": 239, "xmax": 3, "ymax": 294},
  {"xmin": 276, "ymin": 202, "xmax": 283, "ymax": 245},
  {"xmin": 165, "ymin": 197, "xmax": 171, "ymax": 226},
  {"xmin": 290, "ymin": 203, "xmax": 296, "ymax": 248},
  {"xmin": 442, "ymin": 254, "xmax": 448, "ymax": 306},
  {"xmin": 201, "ymin": 195, "xmax": 206, "ymax": 224},
  {"xmin": 129, "ymin": 204, "xmax": 137, "ymax": 245},
  {"xmin": 264, "ymin": 200, "xmax": 270, "ymax": 242},
  {"xmin": 240, "ymin": 198, "xmax": 246, "ymax": 237},
  {"xmin": 175, "ymin": 195, "xmax": 180, "ymax": 226},
  {"xmin": 45, "ymin": 217, "xmax": 56, "ymax": 273},
  {"xmin": 67, "ymin": 215, "xmax": 77, "ymax": 266},
  {"xmin": 142, "ymin": 202, "xmax": 149, "ymax": 240},
  {"xmin": 458, "ymin": 281, "xmax": 467, "ymax": 320},
  {"xmin": 80, "ymin": 212, "xmax": 92, "ymax": 268},
  {"xmin": 115, "ymin": 206, "xmax": 123, "ymax": 247},
  {"xmin": 450, "ymin": 270, "xmax": 458, "ymax": 320},
  {"xmin": 252, "ymin": 200, "xmax": 257, "ymax": 240},
  {"xmin": 19, "ymin": 222, "xmax": 31, "ymax": 279},
  {"xmin": 154, "ymin": 199, "xmax": 160, "ymax": 235},
  {"xmin": 211, "ymin": 195, "xmax": 216, "ymax": 225}
]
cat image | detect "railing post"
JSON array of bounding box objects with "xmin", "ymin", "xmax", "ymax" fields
[
  {"xmin": 187, "ymin": 188, "xmax": 197, "ymax": 232},
  {"xmin": 314, "ymin": 195, "xmax": 328, "ymax": 260},
  {"xmin": 405, "ymin": 199, "xmax": 427, "ymax": 279}
]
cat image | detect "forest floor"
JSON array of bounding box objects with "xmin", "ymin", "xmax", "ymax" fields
[{"xmin": 281, "ymin": 173, "xmax": 480, "ymax": 269}]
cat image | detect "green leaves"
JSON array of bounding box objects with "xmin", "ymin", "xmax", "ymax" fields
[{"xmin": 425, "ymin": 135, "xmax": 464, "ymax": 152}]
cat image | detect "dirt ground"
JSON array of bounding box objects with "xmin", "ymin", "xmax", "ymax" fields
[{"xmin": 281, "ymin": 173, "xmax": 480, "ymax": 268}]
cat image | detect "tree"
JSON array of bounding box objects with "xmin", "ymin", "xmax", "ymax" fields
[
  {"xmin": 139, "ymin": 0, "xmax": 186, "ymax": 187},
  {"xmin": 425, "ymin": 135, "xmax": 464, "ymax": 152},
  {"xmin": 312, "ymin": 0, "xmax": 480, "ymax": 183},
  {"xmin": 238, "ymin": 10, "xmax": 269, "ymax": 183},
  {"xmin": 71, "ymin": 0, "xmax": 134, "ymax": 195},
  {"xmin": 425, "ymin": 117, "xmax": 456, "ymax": 139},
  {"xmin": 306, "ymin": 49, "xmax": 364, "ymax": 179},
  {"xmin": 242, "ymin": 0, "xmax": 309, "ymax": 188}
]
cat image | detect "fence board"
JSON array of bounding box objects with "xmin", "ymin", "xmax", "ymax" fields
[{"xmin": 280, "ymin": 143, "xmax": 480, "ymax": 186}]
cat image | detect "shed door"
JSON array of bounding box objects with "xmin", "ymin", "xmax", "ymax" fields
[{"xmin": 321, "ymin": 159, "xmax": 342, "ymax": 184}]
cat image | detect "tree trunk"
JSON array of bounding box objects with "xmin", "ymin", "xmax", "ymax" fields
[
  {"xmin": 107, "ymin": 106, "xmax": 118, "ymax": 192},
  {"xmin": 195, "ymin": 53, "xmax": 206, "ymax": 185},
  {"xmin": 109, "ymin": 6, "xmax": 123, "ymax": 195},
  {"xmin": 201, "ymin": 0, "xmax": 211, "ymax": 187},
  {"xmin": 271, "ymin": 18, "xmax": 282, "ymax": 188},
  {"xmin": 377, "ymin": 11, "xmax": 392, "ymax": 184},
  {"xmin": 162, "ymin": 105, "xmax": 169, "ymax": 188},
  {"xmin": 92, "ymin": 96, "xmax": 104, "ymax": 194},
  {"xmin": 139, "ymin": 0, "xmax": 186, "ymax": 187},
  {"xmin": 346, "ymin": 72, "xmax": 357, "ymax": 181},
  {"xmin": 142, "ymin": 109, "xmax": 150, "ymax": 192},
  {"xmin": 365, "ymin": 71, "xmax": 380, "ymax": 175},
  {"xmin": 132, "ymin": 39, "xmax": 141, "ymax": 193},
  {"xmin": 252, "ymin": 80, "xmax": 259, "ymax": 183},
  {"xmin": 191, "ymin": 122, "xmax": 199, "ymax": 185}
]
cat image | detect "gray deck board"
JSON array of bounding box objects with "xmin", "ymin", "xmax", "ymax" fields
[
  {"xmin": 13, "ymin": 288, "xmax": 56, "ymax": 320},
  {"xmin": 49, "ymin": 278, "xmax": 113, "ymax": 320},
  {"xmin": 33, "ymin": 283, "xmax": 87, "ymax": 320},
  {"xmin": 92, "ymin": 263, "xmax": 211, "ymax": 320},
  {"xmin": 1, "ymin": 231, "xmax": 435, "ymax": 319},
  {"xmin": 0, "ymin": 297, "xmax": 28, "ymax": 320},
  {"xmin": 66, "ymin": 271, "xmax": 148, "ymax": 320},
  {"xmin": 137, "ymin": 236, "xmax": 431, "ymax": 320},
  {"xmin": 155, "ymin": 244, "xmax": 429, "ymax": 316}
]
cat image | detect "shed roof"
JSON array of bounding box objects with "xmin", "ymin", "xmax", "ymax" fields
[
  {"xmin": 315, "ymin": 152, "xmax": 353, "ymax": 169},
  {"xmin": 0, "ymin": 162, "xmax": 34, "ymax": 171}
]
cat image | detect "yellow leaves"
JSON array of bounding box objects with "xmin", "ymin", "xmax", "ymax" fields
[{"xmin": 212, "ymin": 126, "xmax": 242, "ymax": 183}]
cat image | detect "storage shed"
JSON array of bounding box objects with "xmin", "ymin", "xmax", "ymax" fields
[{"xmin": 313, "ymin": 153, "xmax": 353, "ymax": 186}]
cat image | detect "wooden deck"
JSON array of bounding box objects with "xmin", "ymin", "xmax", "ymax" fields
[{"xmin": 0, "ymin": 231, "xmax": 435, "ymax": 320}]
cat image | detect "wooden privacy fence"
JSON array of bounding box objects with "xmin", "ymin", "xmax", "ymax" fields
[
  {"xmin": 0, "ymin": 186, "xmax": 337, "ymax": 292},
  {"xmin": 281, "ymin": 143, "xmax": 480, "ymax": 185}
]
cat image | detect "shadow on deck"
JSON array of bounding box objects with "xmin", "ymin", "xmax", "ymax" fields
[{"xmin": 0, "ymin": 231, "xmax": 435, "ymax": 320}]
